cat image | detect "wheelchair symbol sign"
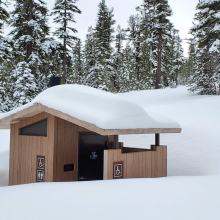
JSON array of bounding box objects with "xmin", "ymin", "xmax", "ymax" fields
[
  {"xmin": 36, "ymin": 155, "xmax": 45, "ymax": 182},
  {"xmin": 113, "ymin": 161, "xmax": 123, "ymax": 179}
]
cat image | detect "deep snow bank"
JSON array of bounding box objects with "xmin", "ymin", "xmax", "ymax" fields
[
  {"xmin": 0, "ymin": 177, "xmax": 219, "ymax": 220},
  {"xmin": 0, "ymin": 84, "xmax": 180, "ymax": 130},
  {"xmin": 119, "ymin": 86, "xmax": 220, "ymax": 176}
]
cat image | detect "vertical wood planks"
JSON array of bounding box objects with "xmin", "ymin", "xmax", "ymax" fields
[
  {"xmin": 145, "ymin": 151, "xmax": 152, "ymax": 178},
  {"xmin": 8, "ymin": 110, "xmax": 168, "ymax": 186},
  {"xmin": 162, "ymin": 145, "xmax": 167, "ymax": 177},
  {"xmin": 103, "ymin": 150, "xmax": 108, "ymax": 180},
  {"xmin": 54, "ymin": 117, "xmax": 91, "ymax": 182},
  {"xmin": 103, "ymin": 144, "xmax": 167, "ymax": 180},
  {"xmin": 9, "ymin": 112, "xmax": 55, "ymax": 185}
]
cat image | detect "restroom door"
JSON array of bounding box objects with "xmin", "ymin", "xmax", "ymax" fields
[{"xmin": 78, "ymin": 133, "xmax": 108, "ymax": 181}]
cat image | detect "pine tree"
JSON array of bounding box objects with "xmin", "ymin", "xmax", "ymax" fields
[
  {"xmin": 179, "ymin": 38, "xmax": 197, "ymax": 85},
  {"xmin": 71, "ymin": 39, "xmax": 84, "ymax": 83},
  {"xmin": 112, "ymin": 25, "xmax": 126, "ymax": 92},
  {"xmin": 136, "ymin": 0, "xmax": 173, "ymax": 89},
  {"xmin": 11, "ymin": 62, "xmax": 37, "ymax": 107},
  {"xmin": 120, "ymin": 42, "xmax": 136, "ymax": 92},
  {"xmin": 163, "ymin": 27, "xmax": 184, "ymax": 87},
  {"xmin": 0, "ymin": 0, "xmax": 14, "ymax": 112},
  {"xmin": 0, "ymin": 0, "xmax": 9, "ymax": 32},
  {"xmin": 51, "ymin": 0, "xmax": 81, "ymax": 83},
  {"xmin": 41, "ymin": 39, "xmax": 63, "ymax": 77},
  {"xmin": 0, "ymin": 0, "xmax": 11, "ymax": 64},
  {"xmin": 189, "ymin": 0, "xmax": 220, "ymax": 94},
  {"xmin": 154, "ymin": 0, "xmax": 172, "ymax": 89},
  {"xmin": 91, "ymin": 0, "xmax": 115, "ymax": 91},
  {"xmin": 126, "ymin": 14, "xmax": 142, "ymax": 89},
  {"xmin": 8, "ymin": 0, "xmax": 50, "ymax": 108},
  {"xmin": 83, "ymin": 26, "xmax": 98, "ymax": 86}
]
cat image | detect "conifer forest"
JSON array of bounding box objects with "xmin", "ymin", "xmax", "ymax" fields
[{"xmin": 0, "ymin": 0, "xmax": 219, "ymax": 112}]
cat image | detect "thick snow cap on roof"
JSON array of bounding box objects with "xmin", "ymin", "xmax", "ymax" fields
[{"xmin": 0, "ymin": 84, "xmax": 180, "ymax": 131}]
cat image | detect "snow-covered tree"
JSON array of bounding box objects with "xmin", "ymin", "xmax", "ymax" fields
[
  {"xmin": 0, "ymin": 0, "xmax": 9, "ymax": 33},
  {"xmin": 189, "ymin": 0, "xmax": 220, "ymax": 94},
  {"xmin": 51, "ymin": 0, "xmax": 81, "ymax": 83},
  {"xmin": 112, "ymin": 25, "xmax": 126, "ymax": 92},
  {"xmin": 11, "ymin": 62, "xmax": 37, "ymax": 107},
  {"xmin": 163, "ymin": 28, "xmax": 184, "ymax": 87},
  {"xmin": 90, "ymin": 0, "xmax": 115, "ymax": 91},
  {"xmin": 83, "ymin": 26, "xmax": 98, "ymax": 86},
  {"xmin": 136, "ymin": 0, "xmax": 173, "ymax": 89},
  {"xmin": 9, "ymin": 0, "xmax": 50, "ymax": 102},
  {"xmin": 120, "ymin": 42, "xmax": 136, "ymax": 92},
  {"xmin": 71, "ymin": 39, "xmax": 84, "ymax": 83},
  {"xmin": 41, "ymin": 39, "xmax": 63, "ymax": 77},
  {"xmin": 126, "ymin": 15, "xmax": 142, "ymax": 86},
  {"xmin": 0, "ymin": 0, "xmax": 14, "ymax": 112}
]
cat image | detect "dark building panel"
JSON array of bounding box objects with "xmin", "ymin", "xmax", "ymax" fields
[{"xmin": 20, "ymin": 119, "xmax": 47, "ymax": 136}]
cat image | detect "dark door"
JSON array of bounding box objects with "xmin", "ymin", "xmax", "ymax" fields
[{"xmin": 78, "ymin": 133, "xmax": 108, "ymax": 181}]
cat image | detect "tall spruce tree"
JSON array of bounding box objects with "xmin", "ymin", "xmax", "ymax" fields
[
  {"xmin": 90, "ymin": 0, "xmax": 115, "ymax": 91},
  {"xmin": 7, "ymin": 0, "xmax": 50, "ymax": 110},
  {"xmin": 0, "ymin": 0, "xmax": 12, "ymax": 112},
  {"xmin": 0, "ymin": 0, "xmax": 9, "ymax": 32},
  {"xmin": 189, "ymin": 0, "xmax": 220, "ymax": 94},
  {"xmin": 163, "ymin": 27, "xmax": 184, "ymax": 87},
  {"xmin": 126, "ymin": 14, "xmax": 142, "ymax": 89},
  {"xmin": 51, "ymin": 0, "xmax": 81, "ymax": 83},
  {"xmin": 120, "ymin": 42, "xmax": 136, "ymax": 92},
  {"xmin": 112, "ymin": 25, "xmax": 126, "ymax": 92},
  {"xmin": 83, "ymin": 26, "xmax": 98, "ymax": 86},
  {"xmin": 71, "ymin": 39, "xmax": 83, "ymax": 83},
  {"xmin": 136, "ymin": 0, "xmax": 173, "ymax": 89},
  {"xmin": 154, "ymin": 0, "xmax": 172, "ymax": 89}
]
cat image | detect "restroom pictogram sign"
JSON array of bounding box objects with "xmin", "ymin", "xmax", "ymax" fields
[
  {"xmin": 113, "ymin": 161, "xmax": 123, "ymax": 179},
  {"xmin": 36, "ymin": 155, "xmax": 45, "ymax": 182}
]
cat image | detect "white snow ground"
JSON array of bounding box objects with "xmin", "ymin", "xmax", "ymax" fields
[
  {"xmin": 0, "ymin": 86, "xmax": 220, "ymax": 220},
  {"xmin": 0, "ymin": 177, "xmax": 220, "ymax": 220}
]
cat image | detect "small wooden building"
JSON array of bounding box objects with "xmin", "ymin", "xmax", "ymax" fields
[{"xmin": 0, "ymin": 85, "xmax": 181, "ymax": 185}]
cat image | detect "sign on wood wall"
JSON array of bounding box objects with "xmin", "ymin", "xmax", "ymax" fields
[
  {"xmin": 113, "ymin": 161, "xmax": 123, "ymax": 179},
  {"xmin": 36, "ymin": 156, "xmax": 45, "ymax": 182}
]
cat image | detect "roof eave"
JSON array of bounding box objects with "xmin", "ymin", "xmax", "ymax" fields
[{"xmin": 0, "ymin": 103, "xmax": 182, "ymax": 135}]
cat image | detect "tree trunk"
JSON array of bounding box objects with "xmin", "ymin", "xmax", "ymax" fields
[
  {"xmin": 176, "ymin": 69, "xmax": 179, "ymax": 86},
  {"xmin": 135, "ymin": 31, "xmax": 141, "ymax": 82},
  {"xmin": 27, "ymin": 0, "xmax": 33, "ymax": 61},
  {"xmin": 62, "ymin": 0, "xmax": 67, "ymax": 83},
  {"xmin": 62, "ymin": 38, "xmax": 67, "ymax": 83},
  {"xmin": 156, "ymin": 27, "xmax": 162, "ymax": 89}
]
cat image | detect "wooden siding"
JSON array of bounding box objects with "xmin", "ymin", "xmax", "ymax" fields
[
  {"xmin": 53, "ymin": 117, "xmax": 90, "ymax": 182},
  {"xmin": 9, "ymin": 112, "xmax": 55, "ymax": 185},
  {"xmin": 103, "ymin": 145, "xmax": 167, "ymax": 180}
]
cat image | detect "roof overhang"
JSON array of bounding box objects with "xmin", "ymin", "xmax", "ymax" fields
[{"xmin": 0, "ymin": 103, "xmax": 181, "ymax": 135}]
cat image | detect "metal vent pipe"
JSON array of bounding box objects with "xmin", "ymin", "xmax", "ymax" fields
[{"xmin": 49, "ymin": 76, "xmax": 61, "ymax": 87}]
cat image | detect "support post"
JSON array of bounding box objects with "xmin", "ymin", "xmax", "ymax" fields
[
  {"xmin": 113, "ymin": 135, "xmax": 119, "ymax": 149},
  {"xmin": 155, "ymin": 133, "xmax": 160, "ymax": 146}
]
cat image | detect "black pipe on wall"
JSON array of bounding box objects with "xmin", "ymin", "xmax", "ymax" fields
[{"xmin": 155, "ymin": 133, "xmax": 160, "ymax": 146}]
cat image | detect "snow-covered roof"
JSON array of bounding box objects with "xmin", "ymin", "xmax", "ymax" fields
[{"xmin": 0, "ymin": 84, "xmax": 181, "ymax": 135}]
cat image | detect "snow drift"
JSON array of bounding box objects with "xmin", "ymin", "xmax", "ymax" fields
[{"xmin": 0, "ymin": 84, "xmax": 180, "ymax": 130}]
